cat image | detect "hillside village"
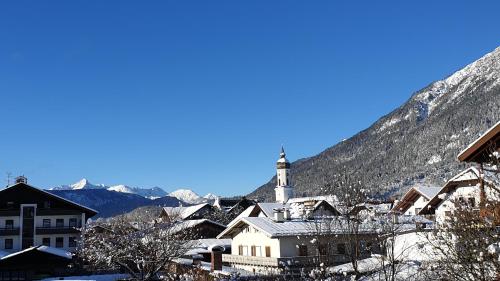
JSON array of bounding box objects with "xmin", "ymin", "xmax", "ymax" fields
[{"xmin": 0, "ymin": 120, "xmax": 498, "ymax": 280}]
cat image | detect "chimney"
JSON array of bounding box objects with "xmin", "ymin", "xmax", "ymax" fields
[
  {"xmin": 15, "ymin": 176, "xmax": 27, "ymax": 184},
  {"xmin": 210, "ymin": 245, "xmax": 224, "ymax": 272},
  {"xmin": 284, "ymin": 208, "xmax": 291, "ymax": 220},
  {"xmin": 392, "ymin": 212, "xmax": 399, "ymax": 224},
  {"xmin": 273, "ymin": 208, "xmax": 284, "ymax": 223}
]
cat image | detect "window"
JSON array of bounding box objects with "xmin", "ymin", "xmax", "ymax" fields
[
  {"xmin": 360, "ymin": 241, "xmax": 367, "ymax": 253},
  {"xmin": 242, "ymin": 246, "xmax": 249, "ymax": 256},
  {"xmin": 56, "ymin": 237, "xmax": 64, "ymax": 248},
  {"xmin": 319, "ymin": 243, "xmax": 328, "ymax": 255},
  {"xmin": 255, "ymin": 246, "xmax": 262, "ymax": 256},
  {"xmin": 69, "ymin": 218, "xmax": 77, "ymax": 228},
  {"xmin": 468, "ymin": 197, "xmax": 476, "ymax": 208},
  {"xmin": 4, "ymin": 239, "xmax": 13, "ymax": 250},
  {"xmin": 42, "ymin": 219, "xmax": 51, "ymax": 228},
  {"xmin": 337, "ymin": 243, "xmax": 346, "ymax": 255},
  {"xmin": 445, "ymin": 211, "xmax": 452, "ymax": 217},
  {"xmin": 238, "ymin": 245, "xmax": 243, "ymax": 255},
  {"xmin": 298, "ymin": 245, "xmax": 308, "ymax": 256},
  {"xmin": 6, "ymin": 202, "xmax": 14, "ymax": 209},
  {"xmin": 43, "ymin": 201, "xmax": 51, "ymax": 209},
  {"xmin": 56, "ymin": 219, "xmax": 64, "ymax": 228},
  {"xmin": 5, "ymin": 220, "xmax": 13, "ymax": 229},
  {"xmin": 42, "ymin": 238, "xmax": 50, "ymax": 246},
  {"xmin": 69, "ymin": 237, "xmax": 77, "ymax": 248},
  {"xmin": 251, "ymin": 245, "xmax": 256, "ymax": 256},
  {"xmin": 265, "ymin": 246, "xmax": 271, "ymax": 257}
]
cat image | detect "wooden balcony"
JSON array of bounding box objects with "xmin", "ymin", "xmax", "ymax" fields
[
  {"xmin": 222, "ymin": 254, "xmax": 351, "ymax": 268},
  {"xmin": 0, "ymin": 227, "xmax": 19, "ymax": 236},
  {"xmin": 36, "ymin": 226, "xmax": 80, "ymax": 235},
  {"xmin": 0, "ymin": 210, "xmax": 20, "ymax": 216}
]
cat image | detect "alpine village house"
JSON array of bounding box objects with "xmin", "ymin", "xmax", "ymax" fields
[
  {"xmin": 218, "ymin": 121, "xmax": 499, "ymax": 275},
  {"xmin": 0, "ymin": 177, "xmax": 97, "ymax": 279}
]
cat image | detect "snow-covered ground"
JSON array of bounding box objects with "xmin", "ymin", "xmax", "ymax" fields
[{"xmin": 40, "ymin": 274, "xmax": 129, "ymax": 281}]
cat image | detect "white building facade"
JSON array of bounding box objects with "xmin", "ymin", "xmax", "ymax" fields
[{"xmin": 0, "ymin": 179, "xmax": 97, "ymax": 254}]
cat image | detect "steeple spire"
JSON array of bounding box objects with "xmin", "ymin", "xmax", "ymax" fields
[
  {"xmin": 275, "ymin": 145, "xmax": 293, "ymax": 203},
  {"xmin": 280, "ymin": 145, "xmax": 286, "ymax": 158}
]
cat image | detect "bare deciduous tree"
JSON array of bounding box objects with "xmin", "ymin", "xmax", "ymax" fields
[{"xmin": 79, "ymin": 212, "xmax": 193, "ymax": 281}]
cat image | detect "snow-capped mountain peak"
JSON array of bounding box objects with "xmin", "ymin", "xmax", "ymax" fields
[
  {"xmin": 71, "ymin": 178, "xmax": 108, "ymax": 190},
  {"xmin": 50, "ymin": 179, "xmax": 167, "ymax": 199},
  {"xmin": 168, "ymin": 189, "xmax": 205, "ymax": 204},
  {"xmin": 108, "ymin": 185, "xmax": 167, "ymax": 199},
  {"xmin": 203, "ymin": 193, "xmax": 219, "ymax": 200},
  {"xmin": 48, "ymin": 178, "xmax": 108, "ymax": 190}
]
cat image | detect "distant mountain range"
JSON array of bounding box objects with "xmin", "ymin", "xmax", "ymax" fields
[
  {"xmin": 47, "ymin": 179, "xmax": 218, "ymax": 217},
  {"xmin": 49, "ymin": 178, "xmax": 167, "ymax": 199},
  {"xmin": 249, "ymin": 46, "xmax": 500, "ymax": 202}
]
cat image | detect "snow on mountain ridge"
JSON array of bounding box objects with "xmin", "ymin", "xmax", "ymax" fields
[
  {"xmin": 168, "ymin": 189, "xmax": 205, "ymax": 204},
  {"xmin": 379, "ymin": 47, "xmax": 500, "ymax": 132},
  {"xmin": 69, "ymin": 178, "xmax": 107, "ymax": 190},
  {"xmin": 50, "ymin": 179, "xmax": 218, "ymax": 202},
  {"xmin": 50, "ymin": 179, "xmax": 167, "ymax": 199}
]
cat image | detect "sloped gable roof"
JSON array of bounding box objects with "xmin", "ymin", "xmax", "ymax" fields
[
  {"xmin": 458, "ymin": 121, "xmax": 500, "ymax": 163},
  {"xmin": 392, "ymin": 185, "xmax": 440, "ymax": 213},
  {"xmin": 419, "ymin": 167, "xmax": 481, "ymax": 215},
  {"xmin": 162, "ymin": 203, "xmax": 211, "ymax": 220},
  {"xmin": 0, "ymin": 183, "xmax": 98, "ymax": 217}
]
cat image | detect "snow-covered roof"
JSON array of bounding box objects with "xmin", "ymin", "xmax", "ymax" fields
[
  {"xmin": 256, "ymin": 202, "xmax": 287, "ymax": 218},
  {"xmin": 0, "ymin": 246, "xmax": 72, "ymax": 261},
  {"xmin": 0, "ymin": 183, "xmax": 98, "ymax": 216},
  {"xmin": 415, "ymin": 186, "xmax": 441, "ymax": 200},
  {"xmin": 287, "ymin": 195, "xmax": 337, "ymax": 204},
  {"xmin": 162, "ymin": 203, "xmax": 210, "ymax": 220},
  {"xmin": 37, "ymin": 246, "xmax": 73, "ymax": 259},
  {"xmin": 0, "ymin": 251, "xmax": 9, "ymax": 259},
  {"xmin": 449, "ymin": 166, "xmax": 480, "ymax": 182},
  {"xmin": 218, "ymin": 216, "xmax": 400, "ymax": 239},
  {"xmin": 184, "ymin": 238, "xmax": 232, "ymax": 256},
  {"xmin": 392, "ymin": 185, "xmax": 440, "ymax": 213},
  {"xmin": 169, "ymin": 219, "xmax": 226, "ymax": 235},
  {"xmin": 419, "ymin": 167, "xmax": 483, "ymax": 215},
  {"xmin": 225, "ymin": 205, "xmax": 258, "ymax": 227},
  {"xmin": 458, "ymin": 120, "xmax": 500, "ymax": 162}
]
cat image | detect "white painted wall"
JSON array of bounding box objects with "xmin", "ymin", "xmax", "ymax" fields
[
  {"xmin": 0, "ymin": 235, "xmax": 20, "ymax": 252},
  {"xmin": 35, "ymin": 214, "xmax": 82, "ymax": 228},
  {"xmin": 231, "ymin": 226, "xmax": 281, "ymax": 257},
  {"xmin": 34, "ymin": 234, "xmax": 79, "ymax": 250},
  {"xmin": 404, "ymin": 196, "xmax": 429, "ymax": 216},
  {"xmin": 0, "ymin": 212, "xmax": 85, "ymax": 253},
  {"xmin": 0, "ymin": 216, "xmax": 20, "ymax": 228},
  {"xmin": 435, "ymin": 185, "xmax": 478, "ymax": 225}
]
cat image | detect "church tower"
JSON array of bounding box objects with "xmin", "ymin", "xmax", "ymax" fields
[{"xmin": 275, "ymin": 146, "xmax": 293, "ymax": 203}]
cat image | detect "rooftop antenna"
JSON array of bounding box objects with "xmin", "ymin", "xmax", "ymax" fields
[{"xmin": 6, "ymin": 172, "xmax": 12, "ymax": 187}]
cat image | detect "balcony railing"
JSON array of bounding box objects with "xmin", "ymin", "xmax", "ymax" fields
[
  {"xmin": 222, "ymin": 254, "xmax": 351, "ymax": 268},
  {"xmin": 36, "ymin": 226, "xmax": 81, "ymax": 235},
  {"xmin": 0, "ymin": 227, "xmax": 19, "ymax": 236}
]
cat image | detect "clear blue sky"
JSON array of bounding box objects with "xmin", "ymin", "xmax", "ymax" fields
[{"xmin": 0, "ymin": 1, "xmax": 499, "ymax": 196}]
